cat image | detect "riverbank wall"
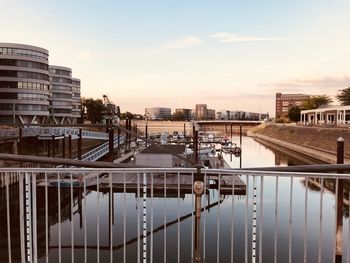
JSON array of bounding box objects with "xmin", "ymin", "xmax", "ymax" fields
[{"xmin": 248, "ymin": 124, "xmax": 350, "ymax": 164}]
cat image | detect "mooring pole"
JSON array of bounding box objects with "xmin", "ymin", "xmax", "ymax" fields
[
  {"xmin": 194, "ymin": 130, "xmax": 199, "ymax": 164},
  {"xmin": 108, "ymin": 128, "xmax": 114, "ymax": 162},
  {"xmin": 68, "ymin": 135, "xmax": 72, "ymax": 159},
  {"xmin": 78, "ymin": 128, "xmax": 82, "ymax": 160},
  {"xmin": 47, "ymin": 140, "xmax": 50, "ymax": 157},
  {"xmin": 184, "ymin": 123, "xmax": 186, "ymax": 138},
  {"xmin": 18, "ymin": 128, "xmax": 23, "ymax": 155},
  {"xmin": 62, "ymin": 135, "xmax": 65, "ymax": 158},
  {"xmin": 52, "ymin": 135, "xmax": 55, "ymax": 158},
  {"xmin": 336, "ymin": 137, "xmax": 344, "ymax": 262},
  {"xmin": 145, "ymin": 124, "xmax": 148, "ymax": 147},
  {"xmin": 117, "ymin": 127, "xmax": 120, "ymax": 157},
  {"xmin": 240, "ymin": 124, "xmax": 242, "ymax": 147},
  {"xmin": 35, "ymin": 135, "xmax": 39, "ymax": 156}
]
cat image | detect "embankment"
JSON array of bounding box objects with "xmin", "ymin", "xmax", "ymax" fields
[{"xmin": 248, "ymin": 124, "xmax": 350, "ymax": 164}]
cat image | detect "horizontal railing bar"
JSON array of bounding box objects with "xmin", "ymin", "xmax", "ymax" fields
[
  {"xmin": 1, "ymin": 167, "xmax": 350, "ymax": 179},
  {"xmin": 0, "ymin": 153, "xmax": 153, "ymax": 168}
]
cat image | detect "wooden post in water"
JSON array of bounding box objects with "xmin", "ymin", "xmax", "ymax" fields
[
  {"xmin": 239, "ymin": 124, "xmax": 242, "ymax": 147},
  {"xmin": 336, "ymin": 137, "xmax": 344, "ymax": 262},
  {"xmin": 117, "ymin": 127, "xmax": 120, "ymax": 157},
  {"xmin": 145, "ymin": 124, "xmax": 148, "ymax": 147},
  {"xmin": 18, "ymin": 128, "xmax": 23, "ymax": 155},
  {"xmin": 68, "ymin": 135, "xmax": 72, "ymax": 159},
  {"xmin": 108, "ymin": 128, "xmax": 114, "ymax": 162},
  {"xmin": 62, "ymin": 135, "xmax": 65, "ymax": 158},
  {"xmin": 184, "ymin": 123, "xmax": 186, "ymax": 138},
  {"xmin": 78, "ymin": 128, "xmax": 82, "ymax": 160},
  {"xmin": 47, "ymin": 140, "xmax": 50, "ymax": 157},
  {"xmin": 52, "ymin": 135, "xmax": 55, "ymax": 158},
  {"xmin": 35, "ymin": 135, "xmax": 39, "ymax": 156},
  {"xmin": 194, "ymin": 130, "xmax": 199, "ymax": 164}
]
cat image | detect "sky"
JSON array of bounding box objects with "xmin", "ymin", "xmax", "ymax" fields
[{"xmin": 2, "ymin": 0, "xmax": 350, "ymax": 116}]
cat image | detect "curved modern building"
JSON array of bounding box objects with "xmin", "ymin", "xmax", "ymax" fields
[
  {"xmin": 0, "ymin": 43, "xmax": 50, "ymax": 124},
  {"xmin": 49, "ymin": 66, "xmax": 73, "ymax": 124}
]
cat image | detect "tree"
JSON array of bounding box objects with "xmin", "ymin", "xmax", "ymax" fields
[
  {"xmin": 336, "ymin": 87, "xmax": 350, "ymax": 106},
  {"xmin": 301, "ymin": 95, "xmax": 333, "ymax": 110},
  {"xmin": 288, "ymin": 106, "xmax": 301, "ymax": 122},
  {"xmin": 82, "ymin": 98, "xmax": 106, "ymax": 124},
  {"xmin": 171, "ymin": 111, "xmax": 184, "ymax": 121},
  {"xmin": 120, "ymin": 111, "xmax": 135, "ymax": 120}
]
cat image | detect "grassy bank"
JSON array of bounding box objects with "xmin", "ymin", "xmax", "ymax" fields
[{"xmin": 251, "ymin": 124, "xmax": 350, "ymax": 158}]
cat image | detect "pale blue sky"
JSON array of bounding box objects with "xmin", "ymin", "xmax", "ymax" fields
[{"xmin": 2, "ymin": 0, "xmax": 350, "ymax": 116}]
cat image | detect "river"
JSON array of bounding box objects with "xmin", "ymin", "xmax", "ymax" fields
[{"xmin": 0, "ymin": 136, "xmax": 348, "ymax": 262}]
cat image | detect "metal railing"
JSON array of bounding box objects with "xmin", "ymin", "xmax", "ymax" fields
[
  {"xmin": 80, "ymin": 135, "xmax": 126, "ymax": 161},
  {"xmin": 0, "ymin": 168, "xmax": 349, "ymax": 263},
  {"xmin": 0, "ymin": 127, "xmax": 109, "ymax": 140}
]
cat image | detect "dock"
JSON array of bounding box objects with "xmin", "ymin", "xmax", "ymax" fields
[{"xmin": 98, "ymin": 172, "xmax": 246, "ymax": 195}]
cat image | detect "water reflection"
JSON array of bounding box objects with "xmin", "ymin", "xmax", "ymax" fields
[{"xmin": 1, "ymin": 136, "xmax": 350, "ymax": 262}]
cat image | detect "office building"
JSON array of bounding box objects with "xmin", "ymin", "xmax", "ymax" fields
[
  {"xmin": 0, "ymin": 43, "xmax": 81, "ymax": 124},
  {"xmin": 0, "ymin": 43, "xmax": 50, "ymax": 124},
  {"xmin": 275, "ymin": 92, "xmax": 310, "ymax": 118},
  {"xmin": 49, "ymin": 66, "xmax": 73, "ymax": 124},
  {"xmin": 71, "ymin": 78, "xmax": 81, "ymax": 123},
  {"xmin": 145, "ymin": 107, "xmax": 171, "ymax": 120}
]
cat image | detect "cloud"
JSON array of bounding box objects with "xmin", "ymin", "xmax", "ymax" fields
[
  {"xmin": 163, "ymin": 36, "xmax": 204, "ymax": 49},
  {"xmin": 209, "ymin": 32, "xmax": 288, "ymax": 43},
  {"xmin": 273, "ymin": 76, "xmax": 350, "ymax": 88}
]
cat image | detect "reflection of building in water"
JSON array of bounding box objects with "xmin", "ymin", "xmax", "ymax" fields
[
  {"xmin": 0, "ymin": 181, "xmax": 85, "ymax": 262},
  {"xmin": 0, "ymin": 184, "xmax": 21, "ymax": 262},
  {"xmin": 35, "ymin": 186, "xmax": 86, "ymax": 257}
]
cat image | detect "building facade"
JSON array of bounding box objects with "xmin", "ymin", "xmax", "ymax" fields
[
  {"xmin": 0, "ymin": 43, "xmax": 81, "ymax": 125},
  {"xmin": 71, "ymin": 78, "xmax": 81, "ymax": 123},
  {"xmin": 195, "ymin": 104, "xmax": 208, "ymax": 120},
  {"xmin": 145, "ymin": 107, "xmax": 171, "ymax": 120},
  {"xmin": 275, "ymin": 92, "xmax": 310, "ymax": 118},
  {"xmin": 0, "ymin": 43, "xmax": 50, "ymax": 124},
  {"xmin": 49, "ymin": 66, "xmax": 73, "ymax": 124}
]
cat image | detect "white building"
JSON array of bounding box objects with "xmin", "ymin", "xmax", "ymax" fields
[{"xmin": 301, "ymin": 105, "xmax": 350, "ymax": 125}]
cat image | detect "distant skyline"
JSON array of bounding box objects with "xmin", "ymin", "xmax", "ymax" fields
[{"xmin": 2, "ymin": 0, "xmax": 350, "ymax": 116}]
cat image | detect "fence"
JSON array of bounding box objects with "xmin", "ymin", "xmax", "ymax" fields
[{"xmin": 0, "ymin": 168, "xmax": 349, "ymax": 263}]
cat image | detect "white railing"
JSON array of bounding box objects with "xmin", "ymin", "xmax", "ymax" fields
[
  {"xmin": 80, "ymin": 135, "xmax": 126, "ymax": 161},
  {"xmin": 0, "ymin": 127, "xmax": 109, "ymax": 140},
  {"xmin": 0, "ymin": 168, "xmax": 349, "ymax": 263}
]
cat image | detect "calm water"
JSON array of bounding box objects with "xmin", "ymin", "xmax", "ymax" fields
[{"xmin": 1, "ymin": 136, "xmax": 349, "ymax": 262}]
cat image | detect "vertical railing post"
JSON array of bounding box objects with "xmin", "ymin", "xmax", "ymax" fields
[
  {"xmin": 193, "ymin": 180, "xmax": 204, "ymax": 263},
  {"xmin": 335, "ymin": 137, "xmax": 344, "ymax": 262}
]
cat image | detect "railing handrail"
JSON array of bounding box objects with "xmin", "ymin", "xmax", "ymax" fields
[{"xmin": 0, "ymin": 167, "xmax": 349, "ymax": 179}]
